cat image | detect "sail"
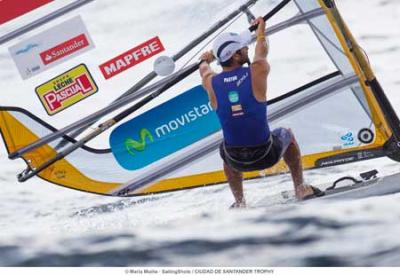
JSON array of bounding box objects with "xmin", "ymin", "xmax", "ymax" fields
[{"xmin": 1, "ymin": 0, "xmax": 399, "ymax": 196}]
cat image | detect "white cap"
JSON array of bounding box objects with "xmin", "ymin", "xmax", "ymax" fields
[{"xmin": 212, "ymin": 30, "xmax": 252, "ymax": 63}]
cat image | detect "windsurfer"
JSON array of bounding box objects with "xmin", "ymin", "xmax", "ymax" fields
[{"xmin": 199, "ymin": 17, "xmax": 324, "ymax": 208}]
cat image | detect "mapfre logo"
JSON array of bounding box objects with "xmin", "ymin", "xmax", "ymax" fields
[
  {"xmin": 39, "ymin": 34, "xmax": 90, "ymax": 65},
  {"xmin": 99, "ymin": 36, "xmax": 165, "ymax": 80},
  {"xmin": 35, "ymin": 64, "xmax": 98, "ymax": 115}
]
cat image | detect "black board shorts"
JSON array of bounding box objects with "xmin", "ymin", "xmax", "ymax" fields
[{"xmin": 219, "ymin": 128, "xmax": 293, "ymax": 172}]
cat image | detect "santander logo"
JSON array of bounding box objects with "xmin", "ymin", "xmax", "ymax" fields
[{"xmin": 39, "ymin": 33, "xmax": 89, "ymax": 65}]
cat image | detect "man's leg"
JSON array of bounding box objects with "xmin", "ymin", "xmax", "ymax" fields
[
  {"xmin": 282, "ymin": 129, "xmax": 315, "ymax": 200},
  {"xmin": 223, "ymin": 162, "xmax": 245, "ymax": 207}
]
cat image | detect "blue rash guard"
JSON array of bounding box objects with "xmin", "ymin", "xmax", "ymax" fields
[{"xmin": 212, "ymin": 66, "xmax": 270, "ymax": 146}]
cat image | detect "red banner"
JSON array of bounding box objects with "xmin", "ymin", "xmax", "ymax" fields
[
  {"xmin": 39, "ymin": 33, "xmax": 90, "ymax": 65},
  {"xmin": 99, "ymin": 36, "xmax": 165, "ymax": 80},
  {"xmin": 0, "ymin": 0, "xmax": 53, "ymax": 24}
]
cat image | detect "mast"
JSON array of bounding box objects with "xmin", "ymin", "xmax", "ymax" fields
[{"xmin": 322, "ymin": 0, "xmax": 400, "ymax": 161}]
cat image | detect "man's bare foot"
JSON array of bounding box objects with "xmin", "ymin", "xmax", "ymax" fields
[
  {"xmin": 230, "ymin": 201, "xmax": 246, "ymax": 209},
  {"xmin": 295, "ymin": 184, "xmax": 324, "ymax": 200}
]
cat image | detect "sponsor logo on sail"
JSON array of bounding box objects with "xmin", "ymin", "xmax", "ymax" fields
[
  {"xmin": 35, "ymin": 64, "xmax": 98, "ymax": 115},
  {"xmin": 341, "ymin": 132, "xmax": 355, "ymax": 147},
  {"xmin": 124, "ymin": 102, "xmax": 213, "ymax": 156},
  {"xmin": 25, "ymin": 65, "xmax": 41, "ymax": 76},
  {"xmin": 39, "ymin": 34, "xmax": 90, "ymax": 65},
  {"xmin": 8, "ymin": 16, "xmax": 94, "ymax": 80},
  {"xmin": 110, "ymin": 85, "xmax": 221, "ymax": 170},
  {"xmin": 125, "ymin": 129, "xmax": 154, "ymax": 155},
  {"xmin": 99, "ymin": 36, "xmax": 165, "ymax": 80},
  {"xmin": 15, "ymin": 43, "xmax": 40, "ymax": 55},
  {"xmin": 0, "ymin": 0, "xmax": 53, "ymax": 24},
  {"xmin": 154, "ymin": 103, "xmax": 213, "ymax": 138}
]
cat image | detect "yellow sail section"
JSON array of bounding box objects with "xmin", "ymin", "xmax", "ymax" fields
[
  {"xmin": 0, "ymin": 110, "xmax": 120, "ymax": 195},
  {"xmin": 318, "ymin": 0, "xmax": 393, "ymax": 140},
  {"xmin": 0, "ymin": 108, "xmax": 225, "ymax": 195}
]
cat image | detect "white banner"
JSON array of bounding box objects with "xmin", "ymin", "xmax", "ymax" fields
[{"xmin": 8, "ymin": 16, "xmax": 95, "ymax": 80}]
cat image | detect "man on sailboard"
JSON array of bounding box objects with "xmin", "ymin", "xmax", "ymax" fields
[{"xmin": 199, "ymin": 17, "xmax": 324, "ymax": 208}]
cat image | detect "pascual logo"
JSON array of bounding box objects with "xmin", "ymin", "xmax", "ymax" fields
[
  {"xmin": 35, "ymin": 64, "xmax": 98, "ymax": 115},
  {"xmin": 15, "ymin": 43, "xmax": 39, "ymax": 55},
  {"xmin": 123, "ymin": 102, "xmax": 213, "ymax": 156},
  {"xmin": 39, "ymin": 33, "xmax": 90, "ymax": 65}
]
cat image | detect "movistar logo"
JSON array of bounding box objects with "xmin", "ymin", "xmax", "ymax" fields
[
  {"xmin": 110, "ymin": 86, "xmax": 220, "ymax": 170},
  {"xmin": 154, "ymin": 102, "xmax": 213, "ymax": 137},
  {"xmin": 125, "ymin": 128, "xmax": 154, "ymax": 156},
  {"xmin": 123, "ymin": 102, "xmax": 213, "ymax": 157}
]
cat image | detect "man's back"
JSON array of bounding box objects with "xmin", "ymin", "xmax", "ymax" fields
[{"xmin": 211, "ymin": 66, "xmax": 269, "ymax": 146}]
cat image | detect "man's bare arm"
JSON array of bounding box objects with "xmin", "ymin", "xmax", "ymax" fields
[
  {"xmin": 251, "ymin": 17, "xmax": 270, "ymax": 102},
  {"xmin": 199, "ymin": 51, "xmax": 217, "ymax": 109}
]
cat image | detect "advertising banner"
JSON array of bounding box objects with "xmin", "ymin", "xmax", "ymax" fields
[
  {"xmin": 0, "ymin": 0, "xmax": 53, "ymax": 24},
  {"xmin": 9, "ymin": 16, "xmax": 95, "ymax": 79},
  {"xmin": 35, "ymin": 64, "xmax": 98, "ymax": 115}
]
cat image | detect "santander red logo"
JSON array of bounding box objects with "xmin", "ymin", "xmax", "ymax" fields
[{"xmin": 39, "ymin": 33, "xmax": 90, "ymax": 65}]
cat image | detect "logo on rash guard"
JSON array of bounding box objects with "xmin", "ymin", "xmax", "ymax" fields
[
  {"xmin": 228, "ymin": 91, "xmax": 239, "ymax": 103},
  {"xmin": 236, "ymin": 71, "xmax": 249, "ymax": 87},
  {"xmin": 223, "ymin": 76, "xmax": 238, "ymax": 83}
]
